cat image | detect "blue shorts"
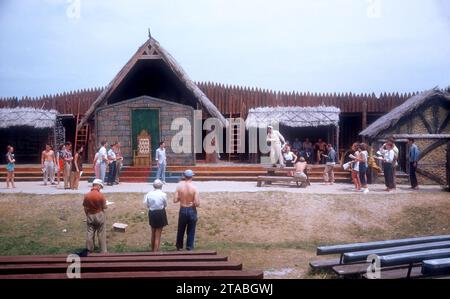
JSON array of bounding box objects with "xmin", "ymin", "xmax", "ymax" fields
[{"xmin": 6, "ymin": 163, "xmax": 14, "ymax": 172}]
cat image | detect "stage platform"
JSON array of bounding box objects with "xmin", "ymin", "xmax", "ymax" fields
[{"xmin": 0, "ymin": 163, "xmax": 352, "ymax": 183}]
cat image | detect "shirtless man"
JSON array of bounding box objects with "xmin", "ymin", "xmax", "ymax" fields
[
  {"xmin": 41, "ymin": 144, "xmax": 57, "ymax": 185},
  {"xmin": 314, "ymin": 138, "xmax": 327, "ymax": 164},
  {"xmin": 174, "ymin": 169, "xmax": 200, "ymax": 251},
  {"xmin": 294, "ymin": 157, "xmax": 309, "ymax": 184}
]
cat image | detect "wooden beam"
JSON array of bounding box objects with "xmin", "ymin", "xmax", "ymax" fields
[
  {"xmin": 361, "ymin": 100, "xmax": 368, "ymax": 142},
  {"xmin": 447, "ymin": 141, "xmax": 450, "ymax": 190},
  {"xmin": 391, "ymin": 134, "xmax": 450, "ymax": 139},
  {"xmin": 432, "ymin": 105, "xmax": 439, "ymax": 133},
  {"xmin": 438, "ymin": 112, "xmax": 450, "ymax": 134},
  {"xmin": 0, "ymin": 261, "xmax": 243, "ymax": 275},
  {"xmin": 0, "ymin": 255, "xmax": 227, "ymax": 264},
  {"xmin": 418, "ymin": 113, "xmax": 433, "ymax": 134},
  {"xmin": 418, "ymin": 138, "xmax": 449, "ymax": 161},
  {"xmin": 139, "ymin": 55, "xmax": 162, "ymax": 60},
  {"xmin": 0, "ymin": 270, "xmax": 264, "ymax": 280},
  {"xmin": 416, "ymin": 168, "xmax": 446, "ymax": 185}
]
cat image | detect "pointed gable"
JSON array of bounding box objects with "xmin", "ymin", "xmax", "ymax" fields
[{"xmin": 78, "ymin": 37, "xmax": 226, "ymax": 130}]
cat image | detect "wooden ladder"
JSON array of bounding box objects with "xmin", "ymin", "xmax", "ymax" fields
[
  {"xmin": 74, "ymin": 119, "xmax": 89, "ymax": 152},
  {"xmin": 228, "ymin": 116, "xmax": 241, "ymax": 162},
  {"xmin": 74, "ymin": 99, "xmax": 89, "ymax": 152}
]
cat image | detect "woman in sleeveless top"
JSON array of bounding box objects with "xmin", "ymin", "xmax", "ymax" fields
[
  {"xmin": 350, "ymin": 143, "xmax": 361, "ymax": 191},
  {"xmin": 70, "ymin": 146, "xmax": 84, "ymax": 190},
  {"xmin": 56, "ymin": 144, "xmax": 65, "ymax": 185},
  {"xmin": 5, "ymin": 145, "xmax": 16, "ymax": 188},
  {"xmin": 358, "ymin": 143, "xmax": 369, "ymax": 193}
]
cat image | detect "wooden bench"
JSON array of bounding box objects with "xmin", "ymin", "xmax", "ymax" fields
[
  {"xmin": 0, "ymin": 254, "xmax": 228, "ymax": 265},
  {"xmin": 370, "ymin": 258, "xmax": 450, "ymax": 279},
  {"xmin": 0, "ymin": 270, "xmax": 264, "ymax": 279},
  {"xmin": 309, "ymin": 235, "xmax": 450, "ymax": 278},
  {"xmin": 256, "ymin": 176, "xmax": 308, "ymax": 188},
  {"xmin": 333, "ymin": 248, "xmax": 450, "ymax": 279},
  {"xmin": 378, "ymin": 248, "xmax": 450, "ymax": 278},
  {"xmin": 421, "ymin": 258, "xmax": 450, "ymax": 276},
  {"xmin": 333, "ymin": 262, "xmax": 422, "ymax": 278},
  {"xmin": 312, "ymin": 234, "xmax": 450, "ymax": 268},
  {"xmin": 342, "ymin": 240, "xmax": 450, "ymax": 264},
  {"xmin": 0, "ymin": 251, "xmax": 264, "ymax": 279}
]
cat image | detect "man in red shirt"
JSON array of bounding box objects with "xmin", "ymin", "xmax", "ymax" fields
[{"xmin": 83, "ymin": 179, "xmax": 107, "ymax": 253}]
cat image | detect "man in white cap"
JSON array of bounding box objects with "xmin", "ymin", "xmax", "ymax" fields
[
  {"xmin": 174, "ymin": 169, "xmax": 200, "ymax": 251},
  {"xmin": 83, "ymin": 179, "xmax": 107, "ymax": 253},
  {"xmin": 266, "ymin": 125, "xmax": 286, "ymax": 167}
]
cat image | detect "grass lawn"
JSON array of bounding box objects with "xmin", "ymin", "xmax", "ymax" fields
[{"xmin": 0, "ymin": 191, "xmax": 449, "ymax": 278}]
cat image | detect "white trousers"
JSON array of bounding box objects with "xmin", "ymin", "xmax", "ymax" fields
[
  {"xmin": 270, "ymin": 143, "xmax": 284, "ymax": 165},
  {"xmin": 43, "ymin": 161, "xmax": 55, "ymax": 184}
]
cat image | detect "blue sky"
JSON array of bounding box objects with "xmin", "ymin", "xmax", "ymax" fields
[{"xmin": 0, "ymin": 0, "xmax": 449, "ymax": 97}]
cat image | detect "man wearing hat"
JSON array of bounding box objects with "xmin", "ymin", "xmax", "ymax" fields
[
  {"xmin": 83, "ymin": 179, "xmax": 107, "ymax": 253},
  {"xmin": 174, "ymin": 169, "xmax": 200, "ymax": 251},
  {"xmin": 266, "ymin": 125, "xmax": 286, "ymax": 167}
]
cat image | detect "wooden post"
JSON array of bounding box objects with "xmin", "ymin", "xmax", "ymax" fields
[
  {"xmin": 447, "ymin": 141, "xmax": 450, "ymax": 191},
  {"xmin": 74, "ymin": 97, "xmax": 81, "ymax": 152},
  {"xmin": 336, "ymin": 125, "xmax": 340, "ymax": 162},
  {"xmin": 361, "ymin": 100, "xmax": 368, "ymax": 142}
]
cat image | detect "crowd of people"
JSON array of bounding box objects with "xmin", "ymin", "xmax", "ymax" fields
[
  {"xmin": 4, "ymin": 142, "xmax": 85, "ymax": 190},
  {"xmin": 3, "ymin": 140, "xmax": 124, "ymax": 190},
  {"xmin": 289, "ymin": 137, "xmax": 329, "ymax": 165},
  {"xmin": 3, "ymin": 134, "xmax": 423, "ymax": 253},
  {"xmin": 4, "ymin": 134, "xmax": 422, "ymax": 194},
  {"xmin": 93, "ymin": 141, "xmax": 124, "ymax": 186},
  {"xmin": 83, "ymin": 169, "xmax": 199, "ymax": 253},
  {"xmin": 266, "ymin": 127, "xmax": 422, "ymax": 192}
]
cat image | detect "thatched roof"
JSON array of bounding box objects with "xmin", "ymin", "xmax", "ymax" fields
[
  {"xmin": 78, "ymin": 37, "xmax": 227, "ymax": 130},
  {"xmin": 0, "ymin": 107, "xmax": 57, "ymax": 129},
  {"xmin": 360, "ymin": 88, "xmax": 450, "ymax": 138},
  {"xmin": 245, "ymin": 106, "xmax": 341, "ymax": 128}
]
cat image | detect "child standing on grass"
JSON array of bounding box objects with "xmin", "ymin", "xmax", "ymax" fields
[
  {"xmin": 358, "ymin": 143, "xmax": 369, "ymax": 193},
  {"xmin": 5, "ymin": 145, "xmax": 16, "ymax": 189}
]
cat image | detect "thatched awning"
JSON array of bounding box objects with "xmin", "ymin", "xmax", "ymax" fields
[
  {"xmin": 0, "ymin": 108, "xmax": 57, "ymax": 129},
  {"xmin": 360, "ymin": 88, "xmax": 450, "ymax": 139},
  {"xmin": 245, "ymin": 106, "xmax": 341, "ymax": 129}
]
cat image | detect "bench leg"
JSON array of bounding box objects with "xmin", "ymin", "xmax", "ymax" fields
[
  {"xmin": 257, "ymin": 181, "xmax": 262, "ymax": 187},
  {"xmin": 406, "ymin": 263, "xmax": 413, "ymax": 278}
]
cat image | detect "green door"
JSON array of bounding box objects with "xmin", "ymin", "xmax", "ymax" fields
[{"xmin": 131, "ymin": 109, "xmax": 160, "ymax": 159}]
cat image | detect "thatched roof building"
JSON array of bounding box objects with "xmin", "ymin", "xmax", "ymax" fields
[
  {"xmin": 360, "ymin": 88, "xmax": 450, "ymax": 187},
  {"xmin": 360, "ymin": 88, "xmax": 450, "ymax": 139},
  {"xmin": 0, "ymin": 107, "xmax": 58, "ymax": 129}
]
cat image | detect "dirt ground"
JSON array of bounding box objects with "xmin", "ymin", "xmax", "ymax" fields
[{"xmin": 0, "ymin": 191, "xmax": 449, "ymax": 278}]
